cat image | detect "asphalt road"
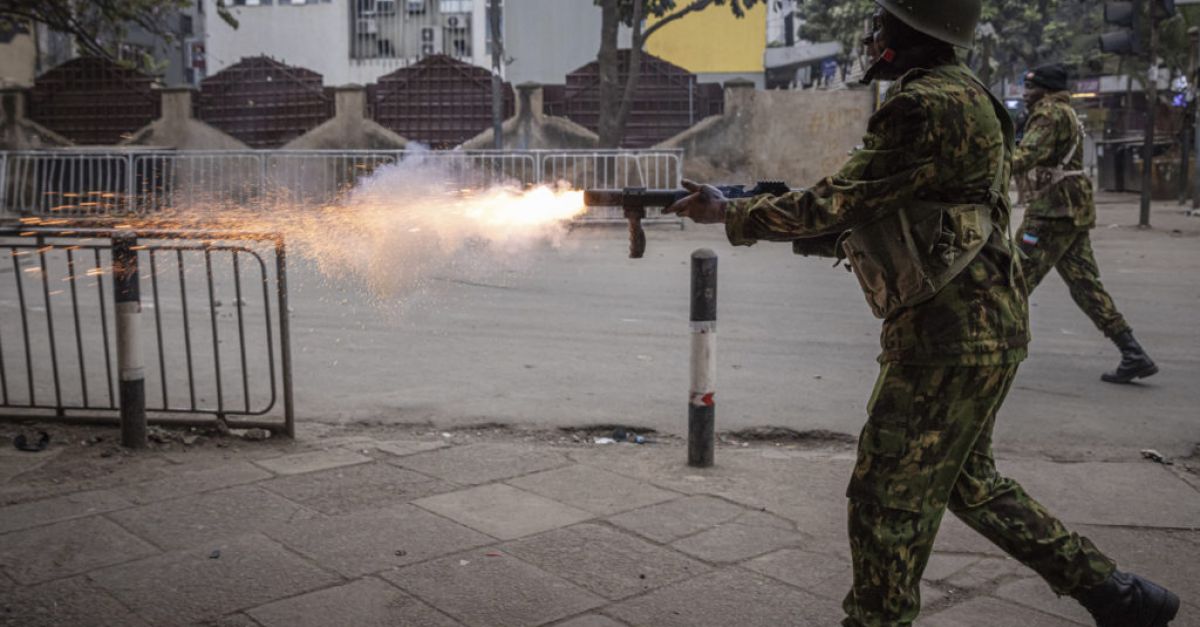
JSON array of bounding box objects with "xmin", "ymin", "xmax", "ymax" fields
[
  {"xmin": 2, "ymin": 194, "xmax": 1196, "ymax": 460},
  {"xmin": 279, "ymin": 195, "xmax": 1200, "ymax": 460}
]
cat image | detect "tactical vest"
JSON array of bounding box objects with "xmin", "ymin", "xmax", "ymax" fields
[
  {"xmin": 1022, "ymin": 104, "xmax": 1087, "ymax": 216},
  {"xmin": 838, "ymin": 76, "xmax": 1015, "ymax": 320}
]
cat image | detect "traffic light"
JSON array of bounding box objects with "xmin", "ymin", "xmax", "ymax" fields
[
  {"xmin": 1153, "ymin": 0, "xmax": 1176, "ymax": 20},
  {"xmin": 1100, "ymin": 2, "xmax": 1138, "ymax": 55},
  {"xmin": 1099, "ymin": 0, "xmax": 1175, "ymax": 55}
]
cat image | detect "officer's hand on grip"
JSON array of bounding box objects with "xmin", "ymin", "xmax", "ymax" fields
[{"xmin": 664, "ymin": 179, "xmax": 728, "ymax": 224}]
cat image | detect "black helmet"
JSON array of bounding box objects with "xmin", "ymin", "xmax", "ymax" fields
[{"xmin": 875, "ymin": 0, "xmax": 982, "ymax": 49}]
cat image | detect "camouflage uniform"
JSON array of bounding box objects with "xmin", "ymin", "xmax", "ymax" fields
[
  {"xmin": 724, "ymin": 63, "xmax": 1115, "ymax": 626},
  {"xmin": 1013, "ymin": 91, "xmax": 1130, "ymax": 339}
]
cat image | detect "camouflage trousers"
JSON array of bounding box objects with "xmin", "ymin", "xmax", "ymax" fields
[
  {"xmin": 1017, "ymin": 218, "xmax": 1131, "ymax": 339},
  {"xmin": 841, "ymin": 363, "xmax": 1115, "ymax": 626}
]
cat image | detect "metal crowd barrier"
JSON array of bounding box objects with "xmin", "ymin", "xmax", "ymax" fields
[
  {"xmin": 0, "ymin": 225, "xmax": 294, "ymax": 436},
  {"xmin": 0, "ymin": 149, "xmax": 685, "ymax": 222}
]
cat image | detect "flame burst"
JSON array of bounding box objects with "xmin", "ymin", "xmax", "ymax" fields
[{"xmin": 18, "ymin": 160, "xmax": 588, "ymax": 300}]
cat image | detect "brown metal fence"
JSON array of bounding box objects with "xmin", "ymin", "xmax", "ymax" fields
[
  {"xmin": 545, "ymin": 52, "xmax": 724, "ymax": 148},
  {"xmin": 371, "ymin": 55, "xmax": 514, "ymax": 148},
  {"xmin": 28, "ymin": 57, "xmax": 160, "ymax": 145},
  {"xmin": 195, "ymin": 56, "xmax": 334, "ymax": 149}
]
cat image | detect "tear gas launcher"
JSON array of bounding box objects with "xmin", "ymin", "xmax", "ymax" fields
[{"xmin": 582, "ymin": 182, "xmax": 793, "ymax": 258}]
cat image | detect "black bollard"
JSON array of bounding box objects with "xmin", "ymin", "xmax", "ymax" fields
[
  {"xmin": 113, "ymin": 233, "xmax": 146, "ymax": 449},
  {"xmin": 689, "ymin": 248, "xmax": 717, "ymax": 467}
]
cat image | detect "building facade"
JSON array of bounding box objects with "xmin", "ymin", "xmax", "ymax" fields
[
  {"xmin": 644, "ymin": 3, "xmax": 767, "ymax": 88},
  {"xmin": 204, "ymin": 0, "xmax": 492, "ymax": 85}
]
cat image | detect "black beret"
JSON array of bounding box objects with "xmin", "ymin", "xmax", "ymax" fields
[{"xmin": 1026, "ymin": 64, "xmax": 1069, "ymax": 92}]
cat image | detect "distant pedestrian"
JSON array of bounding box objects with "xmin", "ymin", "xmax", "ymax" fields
[{"xmin": 1014, "ymin": 63, "xmax": 1158, "ymax": 384}]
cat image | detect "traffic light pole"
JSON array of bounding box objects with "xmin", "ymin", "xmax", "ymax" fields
[
  {"xmin": 1193, "ymin": 27, "xmax": 1200, "ymax": 210},
  {"xmin": 1140, "ymin": 14, "xmax": 1158, "ymax": 228}
]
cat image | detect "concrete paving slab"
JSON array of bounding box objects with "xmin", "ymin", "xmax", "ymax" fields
[
  {"xmin": 391, "ymin": 443, "xmax": 569, "ymax": 486},
  {"xmin": 413, "ymin": 484, "xmax": 592, "ymax": 540},
  {"xmin": 552, "ymin": 615, "xmax": 628, "ymax": 627},
  {"xmin": 0, "ymin": 576, "xmax": 152, "ymax": 627},
  {"xmin": 606, "ymin": 495, "xmax": 747, "ymax": 543},
  {"xmin": 92, "ymin": 534, "xmax": 340, "ymax": 627},
  {"xmin": 576, "ymin": 448, "xmax": 854, "ymax": 553},
  {"xmin": 0, "ymin": 516, "xmax": 158, "ymax": 584},
  {"xmin": 942, "ymin": 556, "xmax": 1027, "ymax": 592},
  {"xmin": 921, "ymin": 596, "xmax": 1082, "ymax": 627},
  {"xmin": 670, "ymin": 511, "xmax": 806, "ymax": 563},
  {"xmin": 930, "ymin": 514, "xmax": 1009, "ymax": 556},
  {"xmin": 744, "ymin": 548, "xmax": 852, "ymax": 601},
  {"xmin": 369, "ymin": 439, "xmax": 449, "ymax": 458},
  {"xmin": 112, "ymin": 462, "xmax": 272, "ymax": 505},
  {"xmin": 0, "ymin": 489, "xmax": 131, "ymax": 534},
  {"xmin": 506, "ymin": 465, "xmax": 677, "ymax": 516},
  {"xmin": 383, "ymin": 548, "xmax": 604, "ymax": 627},
  {"xmin": 1006, "ymin": 461, "xmax": 1200, "ymax": 528},
  {"xmin": 107, "ymin": 485, "xmax": 312, "ymax": 550},
  {"xmin": 0, "ymin": 447, "xmax": 62, "ymax": 485},
  {"xmin": 995, "ymin": 577, "xmax": 1097, "ymax": 625},
  {"xmin": 267, "ymin": 504, "xmax": 491, "ymax": 578},
  {"xmin": 605, "ymin": 568, "xmax": 842, "ymax": 626},
  {"xmin": 253, "ymin": 448, "xmax": 371, "ymax": 476},
  {"xmin": 743, "ymin": 548, "xmax": 946, "ymax": 608},
  {"xmin": 922, "ymin": 552, "xmax": 983, "ymax": 582},
  {"xmin": 206, "ymin": 614, "xmax": 262, "ymax": 627},
  {"xmin": 248, "ymin": 577, "xmax": 461, "ymax": 627},
  {"xmin": 259, "ymin": 462, "xmax": 454, "ymax": 515},
  {"xmin": 501, "ymin": 522, "xmax": 708, "ymax": 600}
]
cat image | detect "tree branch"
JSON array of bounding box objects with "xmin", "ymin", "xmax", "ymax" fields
[{"xmin": 642, "ymin": 0, "xmax": 715, "ymax": 42}]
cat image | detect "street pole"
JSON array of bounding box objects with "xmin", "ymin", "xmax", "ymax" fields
[
  {"xmin": 688, "ymin": 249, "xmax": 717, "ymax": 468},
  {"xmin": 1183, "ymin": 27, "xmax": 1197, "ymax": 206},
  {"xmin": 113, "ymin": 233, "xmax": 146, "ymax": 449},
  {"xmin": 1192, "ymin": 27, "xmax": 1200, "ymax": 210},
  {"xmin": 1140, "ymin": 13, "xmax": 1158, "ymax": 228},
  {"xmin": 488, "ymin": 0, "xmax": 503, "ymax": 149}
]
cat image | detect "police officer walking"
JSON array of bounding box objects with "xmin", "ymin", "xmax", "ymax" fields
[
  {"xmin": 1015, "ymin": 64, "xmax": 1158, "ymax": 383},
  {"xmin": 665, "ymin": 1, "xmax": 1178, "ymax": 625}
]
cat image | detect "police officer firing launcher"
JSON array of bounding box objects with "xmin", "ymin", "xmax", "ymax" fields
[
  {"xmin": 664, "ymin": 1, "xmax": 1179, "ymax": 625},
  {"xmin": 1014, "ymin": 63, "xmax": 1158, "ymax": 384}
]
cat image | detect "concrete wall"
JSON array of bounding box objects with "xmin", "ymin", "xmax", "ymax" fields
[
  {"xmin": 658, "ymin": 83, "xmax": 873, "ymax": 185},
  {"xmin": 459, "ymin": 83, "xmax": 597, "ymax": 150},
  {"xmin": 285, "ymin": 86, "xmax": 409, "ymax": 150},
  {"xmin": 0, "ymin": 30, "xmax": 37, "ymax": 88},
  {"xmin": 0, "ymin": 88, "xmax": 72, "ymax": 149},
  {"xmin": 121, "ymin": 88, "xmax": 247, "ymax": 150}
]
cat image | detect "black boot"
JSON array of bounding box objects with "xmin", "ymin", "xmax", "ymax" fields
[
  {"xmin": 1101, "ymin": 331, "xmax": 1158, "ymax": 384},
  {"xmin": 1075, "ymin": 570, "xmax": 1179, "ymax": 627}
]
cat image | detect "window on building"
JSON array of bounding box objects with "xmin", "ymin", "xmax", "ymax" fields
[
  {"xmin": 180, "ymin": 15, "xmax": 194, "ymax": 36},
  {"xmin": 439, "ymin": 0, "xmax": 472, "ymax": 12}
]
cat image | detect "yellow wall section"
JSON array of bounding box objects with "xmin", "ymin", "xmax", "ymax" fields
[{"xmin": 644, "ymin": 3, "xmax": 766, "ymax": 73}]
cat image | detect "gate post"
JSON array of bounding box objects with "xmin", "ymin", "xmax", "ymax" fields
[
  {"xmin": 113, "ymin": 232, "xmax": 146, "ymax": 448},
  {"xmin": 688, "ymin": 248, "xmax": 717, "ymax": 468}
]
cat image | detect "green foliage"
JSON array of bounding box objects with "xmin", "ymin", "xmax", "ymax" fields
[
  {"xmin": 789, "ymin": 0, "xmax": 1196, "ymax": 84},
  {"xmin": 0, "ymin": 0, "xmax": 237, "ymax": 65},
  {"xmin": 793, "ymin": 0, "xmax": 873, "ymax": 66}
]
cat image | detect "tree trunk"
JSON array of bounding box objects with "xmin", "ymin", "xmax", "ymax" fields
[
  {"xmin": 613, "ymin": 0, "xmax": 645, "ymax": 148},
  {"xmin": 597, "ymin": 0, "xmax": 622, "ymax": 147}
]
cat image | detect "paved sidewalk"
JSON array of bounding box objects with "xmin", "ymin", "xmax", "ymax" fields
[{"xmin": 0, "ymin": 424, "xmax": 1197, "ymax": 627}]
